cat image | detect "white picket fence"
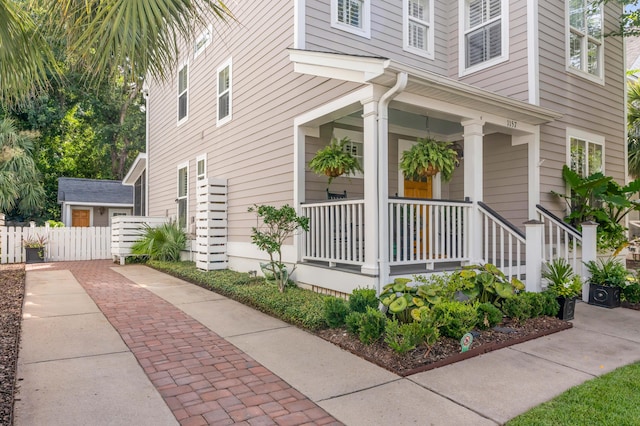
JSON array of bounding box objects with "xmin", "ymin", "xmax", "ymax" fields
[{"xmin": 0, "ymin": 225, "xmax": 112, "ymax": 263}]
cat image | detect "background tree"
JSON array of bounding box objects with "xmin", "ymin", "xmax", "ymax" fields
[{"xmin": 0, "ymin": 118, "xmax": 45, "ymax": 219}]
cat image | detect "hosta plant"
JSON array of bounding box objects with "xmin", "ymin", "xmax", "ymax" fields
[{"xmin": 455, "ymin": 263, "xmax": 525, "ymax": 307}]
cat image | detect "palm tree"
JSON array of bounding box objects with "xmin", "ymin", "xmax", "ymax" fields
[
  {"xmin": 0, "ymin": 0, "xmax": 232, "ymax": 104},
  {"xmin": 0, "ymin": 118, "xmax": 46, "ymax": 216},
  {"xmin": 628, "ymin": 80, "xmax": 640, "ymax": 179}
]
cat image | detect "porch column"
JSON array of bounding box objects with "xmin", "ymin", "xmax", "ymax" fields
[
  {"xmin": 361, "ymin": 99, "xmax": 379, "ymax": 276},
  {"xmin": 462, "ymin": 119, "xmax": 485, "ymax": 264},
  {"xmin": 525, "ymin": 220, "xmax": 544, "ymax": 292}
]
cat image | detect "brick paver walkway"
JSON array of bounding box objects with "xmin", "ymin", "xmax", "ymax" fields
[{"xmin": 47, "ymin": 261, "xmax": 341, "ymax": 426}]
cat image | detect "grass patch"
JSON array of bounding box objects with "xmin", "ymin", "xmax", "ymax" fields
[
  {"xmin": 148, "ymin": 261, "xmax": 327, "ymax": 331},
  {"xmin": 507, "ymin": 362, "xmax": 640, "ymax": 426}
]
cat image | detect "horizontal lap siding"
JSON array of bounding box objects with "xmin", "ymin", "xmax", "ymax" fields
[
  {"xmin": 305, "ymin": 0, "xmax": 449, "ymax": 75},
  {"xmin": 449, "ymin": 0, "xmax": 530, "ymax": 101},
  {"xmin": 538, "ymin": 0, "xmax": 625, "ymax": 216},
  {"xmin": 147, "ymin": 1, "xmax": 362, "ymax": 243},
  {"xmin": 484, "ymin": 134, "xmax": 528, "ymax": 230}
]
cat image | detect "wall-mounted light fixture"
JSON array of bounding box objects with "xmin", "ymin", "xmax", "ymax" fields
[{"xmin": 98, "ymin": 206, "xmax": 106, "ymax": 215}]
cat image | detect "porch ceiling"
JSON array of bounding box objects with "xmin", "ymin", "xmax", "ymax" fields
[{"xmin": 289, "ymin": 50, "xmax": 563, "ymax": 126}]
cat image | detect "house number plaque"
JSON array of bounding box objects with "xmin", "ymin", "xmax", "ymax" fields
[{"xmin": 506, "ymin": 119, "xmax": 518, "ymax": 129}]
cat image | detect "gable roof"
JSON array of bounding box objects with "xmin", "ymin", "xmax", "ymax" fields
[{"xmin": 57, "ymin": 177, "xmax": 133, "ymax": 205}]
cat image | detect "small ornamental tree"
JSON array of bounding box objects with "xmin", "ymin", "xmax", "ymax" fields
[{"xmin": 248, "ymin": 204, "xmax": 309, "ymax": 292}]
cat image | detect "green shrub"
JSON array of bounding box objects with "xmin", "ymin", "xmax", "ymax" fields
[
  {"xmin": 541, "ymin": 291, "xmax": 561, "ymax": 317},
  {"xmin": 384, "ymin": 317, "xmax": 439, "ymax": 354},
  {"xmin": 358, "ymin": 307, "xmax": 386, "ymax": 345},
  {"xmin": 349, "ymin": 288, "xmax": 378, "ymax": 313},
  {"xmin": 623, "ymin": 282, "xmax": 640, "ymax": 303},
  {"xmin": 476, "ymin": 302, "xmax": 503, "ymax": 330},
  {"xmin": 324, "ymin": 296, "xmax": 349, "ymax": 328},
  {"xmin": 453, "ymin": 263, "xmax": 525, "ymax": 308},
  {"xmin": 148, "ymin": 261, "xmax": 326, "ymax": 330},
  {"xmin": 345, "ymin": 311, "xmax": 363, "ymax": 335},
  {"xmin": 501, "ymin": 295, "xmax": 531, "ymax": 321},
  {"xmin": 432, "ymin": 300, "xmax": 477, "ymax": 339},
  {"xmin": 521, "ymin": 292, "xmax": 545, "ymax": 317},
  {"xmin": 131, "ymin": 221, "xmax": 186, "ymax": 262}
]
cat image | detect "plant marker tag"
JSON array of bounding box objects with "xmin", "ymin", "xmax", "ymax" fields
[{"xmin": 460, "ymin": 333, "xmax": 473, "ymax": 353}]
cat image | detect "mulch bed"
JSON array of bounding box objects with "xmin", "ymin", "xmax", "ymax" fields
[
  {"xmin": 317, "ymin": 316, "xmax": 572, "ymax": 376},
  {"xmin": 622, "ymin": 301, "xmax": 640, "ymax": 310},
  {"xmin": 0, "ymin": 264, "xmax": 25, "ymax": 426}
]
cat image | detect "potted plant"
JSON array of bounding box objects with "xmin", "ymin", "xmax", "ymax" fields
[
  {"xmin": 23, "ymin": 234, "xmax": 47, "ymax": 263},
  {"xmin": 309, "ymin": 137, "xmax": 363, "ymax": 188},
  {"xmin": 584, "ymin": 257, "xmax": 629, "ymax": 308},
  {"xmin": 400, "ymin": 137, "xmax": 459, "ymax": 182},
  {"xmin": 542, "ymin": 258, "xmax": 582, "ymax": 320}
]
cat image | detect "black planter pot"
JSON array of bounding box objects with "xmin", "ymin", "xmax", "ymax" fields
[
  {"xmin": 25, "ymin": 247, "xmax": 44, "ymax": 264},
  {"xmin": 588, "ymin": 283, "xmax": 621, "ymax": 308},
  {"xmin": 556, "ymin": 296, "xmax": 577, "ymax": 320}
]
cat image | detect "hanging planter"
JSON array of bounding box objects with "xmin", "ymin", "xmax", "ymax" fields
[
  {"xmin": 400, "ymin": 137, "xmax": 459, "ymax": 182},
  {"xmin": 309, "ymin": 137, "xmax": 363, "ymax": 188}
]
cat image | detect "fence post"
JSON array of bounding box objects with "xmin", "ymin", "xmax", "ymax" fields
[
  {"xmin": 525, "ymin": 220, "xmax": 544, "ymax": 292},
  {"xmin": 580, "ymin": 221, "xmax": 598, "ymax": 302}
]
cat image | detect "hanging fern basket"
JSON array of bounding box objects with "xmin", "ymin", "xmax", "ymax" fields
[
  {"xmin": 418, "ymin": 165, "xmax": 439, "ymax": 178},
  {"xmin": 325, "ymin": 167, "xmax": 345, "ymax": 178}
]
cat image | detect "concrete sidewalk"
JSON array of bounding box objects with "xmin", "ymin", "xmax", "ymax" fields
[{"xmin": 15, "ymin": 261, "xmax": 640, "ymax": 425}]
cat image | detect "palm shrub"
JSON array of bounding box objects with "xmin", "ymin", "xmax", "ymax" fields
[
  {"xmin": 131, "ymin": 221, "xmax": 186, "ymax": 261},
  {"xmin": 542, "ymin": 258, "xmax": 582, "ymax": 298},
  {"xmin": 585, "ymin": 257, "xmax": 629, "ymax": 287}
]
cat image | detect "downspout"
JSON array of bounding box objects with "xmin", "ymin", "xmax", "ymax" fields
[
  {"xmin": 143, "ymin": 83, "xmax": 150, "ymax": 216},
  {"xmin": 377, "ymin": 72, "xmax": 408, "ymax": 294}
]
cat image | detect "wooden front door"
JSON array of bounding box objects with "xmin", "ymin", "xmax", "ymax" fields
[
  {"xmin": 403, "ymin": 177, "xmax": 433, "ymax": 199},
  {"xmin": 403, "ymin": 177, "xmax": 432, "ymax": 258},
  {"xmin": 72, "ymin": 209, "xmax": 90, "ymax": 227}
]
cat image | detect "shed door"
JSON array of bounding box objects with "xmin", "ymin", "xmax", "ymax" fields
[{"xmin": 72, "ymin": 209, "xmax": 90, "ymax": 227}]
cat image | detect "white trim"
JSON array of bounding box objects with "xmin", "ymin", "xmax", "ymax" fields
[
  {"xmin": 216, "ymin": 58, "xmax": 232, "ymax": 127},
  {"xmin": 458, "ymin": 0, "xmax": 510, "ymax": 77},
  {"xmin": 397, "ymin": 139, "xmax": 442, "ymax": 198},
  {"xmin": 290, "ymin": 50, "xmax": 388, "ymax": 83},
  {"xmin": 123, "ymin": 153, "xmax": 147, "ymax": 185},
  {"xmin": 177, "ymin": 161, "xmax": 189, "ymax": 230},
  {"xmin": 177, "ymin": 61, "xmax": 189, "ymax": 125},
  {"xmin": 194, "ymin": 24, "xmax": 213, "ymax": 59},
  {"xmin": 526, "ymin": 130, "xmax": 540, "ymax": 219},
  {"xmin": 62, "ymin": 202, "xmax": 133, "ymax": 208},
  {"xmin": 293, "ymin": 86, "xmax": 374, "ymax": 127},
  {"xmin": 565, "ymin": 0, "xmax": 605, "ymax": 85},
  {"xmin": 294, "ymin": 0, "xmax": 306, "ymax": 49},
  {"xmin": 527, "ymin": 0, "xmax": 539, "ymax": 105},
  {"xmin": 196, "ymin": 153, "xmax": 207, "ymax": 181},
  {"xmin": 330, "ymin": 0, "xmax": 371, "ymax": 38},
  {"xmin": 565, "ymin": 127, "xmax": 606, "ymax": 175},
  {"xmin": 403, "ymin": 0, "xmax": 435, "ymax": 60}
]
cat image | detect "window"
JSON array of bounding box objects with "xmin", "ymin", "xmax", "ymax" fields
[
  {"xmin": 177, "ymin": 63, "xmax": 188, "ymax": 123},
  {"xmin": 567, "ymin": 129, "xmax": 604, "ymax": 179},
  {"xmin": 133, "ymin": 171, "xmax": 146, "ymax": 216},
  {"xmin": 196, "ymin": 154, "xmax": 207, "ymax": 181},
  {"xmin": 461, "ymin": 0, "xmax": 508, "ymax": 73},
  {"xmin": 404, "ymin": 0, "xmax": 434, "ymax": 58},
  {"xmin": 567, "ymin": 0, "xmax": 603, "ymax": 81},
  {"xmin": 331, "ymin": 0, "xmax": 371, "ymax": 38},
  {"xmin": 570, "ymin": 137, "xmax": 603, "ymax": 177},
  {"xmin": 217, "ymin": 59, "xmax": 232, "ymax": 125},
  {"xmin": 177, "ymin": 163, "xmax": 188, "ymax": 229},
  {"xmin": 194, "ymin": 25, "xmax": 212, "ymax": 58}
]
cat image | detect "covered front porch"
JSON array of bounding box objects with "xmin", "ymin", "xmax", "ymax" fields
[{"xmin": 290, "ymin": 51, "xmax": 567, "ymax": 295}]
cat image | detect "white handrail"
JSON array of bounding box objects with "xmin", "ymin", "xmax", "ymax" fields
[{"xmin": 478, "ymin": 204, "xmax": 526, "ymax": 281}]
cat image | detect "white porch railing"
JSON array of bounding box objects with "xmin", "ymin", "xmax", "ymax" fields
[
  {"xmin": 478, "ymin": 202, "xmax": 527, "ymax": 281},
  {"xmin": 536, "ymin": 204, "xmax": 582, "ymax": 272},
  {"xmin": 301, "ymin": 200, "xmax": 365, "ymax": 265},
  {"xmin": 388, "ymin": 198, "xmax": 472, "ymax": 266}
]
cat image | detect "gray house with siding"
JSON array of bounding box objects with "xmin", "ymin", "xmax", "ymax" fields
[
  {"xmin": 58, "ymin": 177, "xmax": 133, "ymax": 227},
  {"xmin": 142, "ymin": 0, "xmax": 626, "ymax": 295}
]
